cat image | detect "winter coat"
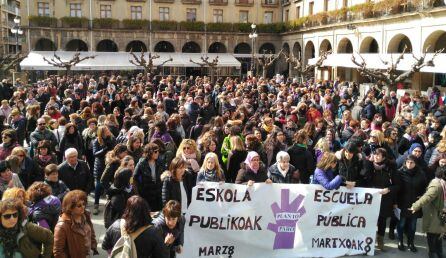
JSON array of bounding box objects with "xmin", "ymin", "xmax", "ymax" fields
[
  {"xmin": 104, "ymin": 185, "xmax": 133, "ymax": 229},
  {"xmin": 362, "ymin": 103, "xmax": 376, "ymax": 120},
  {"xmin": 44, "ymin": 179, "xmax": 69, "ymax": 202},
  {"xmin": 362, "ymin": 160, "xmax": 400, "ymax": 217},
  {"xmin": 411, "ymin": 179, "xmax": 446, "ymax": 234},
  {"xmin": 53, "ymin": 212, "xmax": 97, "ymax": 258},
  {"xmin": 92, "ymin": 137, "xmax": 116, "ymax": 178},
  {"xmin": 28, "ymin": 195, "xmax": 62, "ymax": 230},
  {"xmin": 17, "ymin": 157, "xmax": 41, "ymax": 189},
  {"xmin": 57, "ymin": 160, "xmax": 92, "ymax": 193},
  {"xmin": 397, "ymin": 166, "xmax": 427, "ymax": 218},
  {"xmin": 133, "ymin": 158, "xmax": 165, "ymax": 211},
  {"xmin": 33, "ymin": 155, "xmax": 58, "ymax": 173},
  {"xmin": 11, "ymin": 116, "xmax": 26, "ymax": 144},
  {"xmin": 226, "ymin": 150, "xmax": 248, "ymax": 183},
  {"xmin": 287, "ymin": 144, "xmax": 315, "ymax": 184},
  {"xmin": 341, "ymin": 127, "xmax": 355, "ymax": 144},
  {"xmin": 0, "ymin": 142, "xmax": 19, "ymax": 160},
  {"xmin": 30, "ymin": 129, "xmax": 57, "ymax": 153},
  {"xmin": 16, "ymin": 220, "xmax": 54, "ymax": 258},
  {"xmin": 101, "ymin": 219, "xmax": 169, "ymax": 258},
  {"xmin": 60, "ymin": 134, "xmax": 85, "ymax": 158},
  {"xmin": 267, "ymin": 163, "xmax": 298, "ymax": 184},
  {"xmin": 235, "ymin": 163, "xmax": 268, "ymax": 184},
  {"xmin": 153, "ymin": 213, "xmax": 185, "ymax": 252},
  {"xmin": 335, "ymin": 150, "xmax": 364, "ymax": 186},
  {"xmin": 312, "ymin": 167, "xmax": 343, "ymax": 190},
  {"xmin": 100, "ymin": 160, "xmax": 120, "ymax": 190},
  {"xmin": 161, "ymin": 171, "xmax": 194, "ymax": 207}
]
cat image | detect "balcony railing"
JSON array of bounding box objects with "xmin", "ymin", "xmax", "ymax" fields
[
  {"xmin": 153, "ymin": 0, "xmax": 175, "ymax": 3},
  {"xmin": 235, "ymin": 0, "xmax": 254, "ymax": 7},
  {"xmin": 181, "ymin": 0, "xmax": 201, "ymax": 4},
  {"xmin": 209, "ymin": 0, "xmax": 228, "ymax": 5},
  {"xmin": 262, "ymin": 0, "xmax": 279, "ymax": 7}
]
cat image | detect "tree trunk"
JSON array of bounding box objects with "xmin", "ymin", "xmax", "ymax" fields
[{"xmin": 262, "ymin": 66, "xmax": 267, "ymax": 79}]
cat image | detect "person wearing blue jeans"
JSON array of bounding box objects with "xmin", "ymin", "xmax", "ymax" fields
[{"xmin": 396, "ymin": 155, "xmax": 427, "ymax": 252}]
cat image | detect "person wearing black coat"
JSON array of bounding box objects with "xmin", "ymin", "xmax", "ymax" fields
[
  {"xmin": 362, "ymin": 148, "xmax": 400, "ymax": 251},
  {"xmin": 161, "ymin": 157, "xmax": 194, "ymax": 213},
  {"xmin": 58, "ymin": 148, "xmax": 92, "ymax": 193},
  {"xmin": 104, "ymin": 168, "xmax": 134, "ymax": 229},
  {"xmin": 396, "ymin": 155, "xmax": 427, "ymax": 252},
  {"xmin": 153, "ymin": 201, "xmax": 185, "ymax": 258},
  {"xmin": 14, "ymin": 149, "xmax": 41, "ymax": 189},
  {"xmin": 226, "ymin": 148, "xmax": 248, "ymax": 183},
  {"xmin": 59, "ymin": 123, "xmax": 85, "ymax": 159},
  {"xmin": 133, "ymin": 143, "xmax": 166, "ymax": 212},
  {"xmin": 287, "ymin": 130, "xmax": 315, "ymax": 184},
  {"xmin": 92, "ymin": 126, "xmax": 116, "ymax": 214},
  {"xmin": 267, "ymin": 151, "xmax": 299, "ymax": 183},
  {"xmin": 235, "ymin": 151, "xmax": 271, "ymax": 185},
  {"xmin": 335, "ymin": 143, "xmax": 364, "ymax": 187}
]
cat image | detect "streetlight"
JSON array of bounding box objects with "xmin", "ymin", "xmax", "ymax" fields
[
  {"xmin": 10, "ymin": 17, "xmax": 23, "ymax": 54},
  {"xmin": 248, "ymin": 23, "xmax": 258, "ymax": 76}
]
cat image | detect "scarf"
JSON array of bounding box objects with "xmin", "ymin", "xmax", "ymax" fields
[
  {"xmin": 262, "ymin": 123, "xmax": 273, "ymax": 134},
  {"xmin": 0, "ymin": 225, "xmax": 20, "ymax": 258},
  {"xmin": 183, "ymin": 153, "xmax": 200, "ymax": 172},
  {"xmin": 373, "ymin": 161, "xmax": 386, "ymax": 171},
  {"xmin": 244, "ymin": 151, "xmax": 260, "ymax": 173},
  {"xmin": 276, "ymin": 163, "xmax": 288, "ymax": 178},
  {"xmin": 38, "ymin": 154, "xmax": 53, "ymax": 164}
]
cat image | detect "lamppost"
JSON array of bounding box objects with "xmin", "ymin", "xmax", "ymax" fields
[
  {"xmin": 10, "ymin": 17, "xmax": 23, "ymax": 54},
  {"xmin": 248, "ymin": 23, "xmax": 258, "ymax": 76}
]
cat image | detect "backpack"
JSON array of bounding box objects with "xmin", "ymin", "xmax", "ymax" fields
[{"xmin": 110, "ymin": 219, "xmax": 152, "ymax": 258}]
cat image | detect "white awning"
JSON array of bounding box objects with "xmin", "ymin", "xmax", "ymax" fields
[
  {"xmin": 308, "ymin": 53, "xmax": 446, "ymax": 73},
  {"xmin": 20, "ymin": 51, "xmax": 241, "ymax": 71}
]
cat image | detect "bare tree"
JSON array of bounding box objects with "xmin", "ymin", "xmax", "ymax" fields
[
  {"xmin": 129, "ymin": 50, "xmax": 173, "ymax": 75},
  {"xmin": 43, "ymin": 52, "xmax": 96, "ymax": 75},
  {"xmin": 351, "ymin": 46, "xmax": 443, "ymax": 91},
  {"xmin": 281, "ymin": 50, "xmax": 331, "ymax": 81},
  {"xmin": 0, "ymin": 52, "xmax": 27, "ymax": 76},
  {"xmin": 190, "ymin": 55, "xmax": 219, "ymax": 83},
  {"xmin": 256, "ymin": 49, "xmax": 284, "ymax": 79}
]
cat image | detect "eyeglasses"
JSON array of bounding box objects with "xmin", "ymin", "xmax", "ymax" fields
[
  {"xmin": 183, "ymin": 146, "xmax": 191, "ymax": 150},
  {"xmin": 2, "ymin": 212, "xmax": 18, "ymax": 220}
]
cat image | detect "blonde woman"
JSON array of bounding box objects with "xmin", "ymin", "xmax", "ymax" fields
[
  {"xmin": 197, "ymin": 152, "xmax": 225, "ymax": 183},
  {"xmin": 226, "ymin": 136, "xmax": 248, "ymax": 183},
  {"xmin": 314, "ymin": 138, "xmax": 330, "ymax": 163},
  {"xmin": 364, "ymin": 130, "xmax": 391, "ymax": 159},
  {"xmin": 176, "ymin": 139, "xmax": 201, "ymax": 173},
  {"xmin": 429, "ymin": 139, "xmax": 446, "ymax": 168},
  {"xmin": 11, "ymin": 146, "xmax": 40, "ymax": 189}
]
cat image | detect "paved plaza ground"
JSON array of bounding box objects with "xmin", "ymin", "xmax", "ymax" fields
[{"xmin": 88, "ymin": 197, "xmax": 436, "ymax": 258}]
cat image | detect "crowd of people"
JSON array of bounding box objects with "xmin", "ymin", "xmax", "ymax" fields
[{"xmin": 0, "ymin": 74, "xmax": 445, "ymax": 257}]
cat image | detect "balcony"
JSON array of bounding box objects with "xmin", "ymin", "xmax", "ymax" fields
[
  {"xmin": 262, "ymin": 0, "xmax": 278, "ymax": 7},
  {"xmin": 209, "ymin": 0, "xmax": 228, "ymax": 5},
  {"xmin": 4, "ymin": 4, "xmax": 18, "ymax": 14},
  {"xmin": 181, "ymin": 0, "xmax": 201, "ymax": 4},
  {"xmin": 235, "ymin": 0, "xmax": 254, "ymax": 7},
  {"xmin": 153, "ymin": 0, "xmax": 175, "ymax": 3}
]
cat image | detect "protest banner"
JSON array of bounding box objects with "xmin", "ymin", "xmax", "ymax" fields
[{"xmin": 179, "ymin": 183, "xmax": 382, "ymax": 258}]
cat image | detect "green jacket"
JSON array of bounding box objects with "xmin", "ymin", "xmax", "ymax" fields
[
  {"xmin": 411, "ymin": 179, "xmax": 446, "ymax": 234},
  {"xmin": 18, "ymin": 221, "xmax": 54, "ymax": 258}
]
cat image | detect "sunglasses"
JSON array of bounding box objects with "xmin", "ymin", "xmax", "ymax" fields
[{"xmin": 2, "ymin": 212, "xmax": 18, "ymax": 220}]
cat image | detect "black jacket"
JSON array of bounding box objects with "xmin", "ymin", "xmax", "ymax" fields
[
  {"xmin": 17, "ymin": 157, "xmax": 41, "ymax": 189},
  {"xmin": 100, "ymin": 160, "xmax": 120, "ymax": 190},
  {"xmin": 153, "ymin": 213, "xmax": 185, "ymax": 251},
  {"xmin": 60, "ymin": 133, "xmax": 85, "ymax": 158},
  {"xmin": 267, "ymin": 163, "xmax": 298, "ymax": 183},
  {"xmin": 102, "ymin": 219, "xmax": 169, "ymax": 258},
  {"xmin": 44, "ymin": 179, "xmax": 69, "ymax": 201},
  {"xmin": 336, "ymin": 150, "xmax": 364, "ymax": 186},
  {"xmin": 134, "ymin": 158, "xmax": 166, "ymax": 211},
  {"xmin": 397, "ymin": 166, "xmax": 427, "ymax": 218},
  {"xmin": 161, "ymin": 172, "xmax": 194, "ymax": 207},
  {"xmin": 92, "ymin": 137, "xmax": 116, "ymax": 178},
  {"xmin": 235, "ymin": 163, "xmax": 268, "ymax": 184},
  {"xmin": 58, "ymin": 160, "xmax": 92, "ymax": 193},
  {"xmin": 287, "ymin": 144, "xmax": 315, "ymax": 184},
  {"xmin": 226, "ymin": 150, "xmax": 248, "ymax": 183},
  {"xmin": 104, "ymin": 185, "xmax": 133, "ymax": 229}
]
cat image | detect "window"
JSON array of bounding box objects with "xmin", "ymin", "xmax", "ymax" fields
[
  {"xmin": 324, "ymin": 0, "xmax": 329, "ymax": 12},
  {"xmin": 186, "ymin": 8, "xmax": 196, "ymax": 22},
  {"xmin": 239, "ymin": 10, "xmax": 248, "ymax": 23},
  {"xmin": 309, "ymin": 2, "xmax": 314, "ymax": 15},
  {"xmin": 37, "ymin": 2, "xmax": 50, "ymax": 16},
  {"xmin": 70, "ymin": 3, "xmax": 82, "ymax": 17},
  {"xmin": 296, "ymin": 6, "xmax": 300, "ymax": 19},
  {"xmin": 159, "ymin": 7, "xmax": 169, "ymax": 21},
  {"xmin": 131, "ymin": 6, "xmax": 142, "ymax": 20},
  {"xmin": 284, "ymin": 10, "xmax": 289, "ymax": 22},
  {"xmin": 264, "ymin": 11, "xmax": 273, "ymax": 24},
  {"xmin": 100, "ymin": 5, "xmax": 111, "ymax": 18},
  {"xmin": 213, "ymin": 9, "xmax": 223, "ymax": 23}
]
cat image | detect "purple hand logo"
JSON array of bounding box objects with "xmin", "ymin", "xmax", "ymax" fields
[{"xmin": 267, "ymin": 189, "xmax": 306, "ymax": 250}]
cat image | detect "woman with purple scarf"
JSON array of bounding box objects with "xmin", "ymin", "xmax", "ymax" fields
[{"xmin": 235, "ymin": 151, "xmax": 272, "ymax": 186}]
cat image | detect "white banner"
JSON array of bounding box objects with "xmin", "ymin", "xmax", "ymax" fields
[{"xmin": 179, "ymin": 183, "xmax": 382, "ymax": 258}]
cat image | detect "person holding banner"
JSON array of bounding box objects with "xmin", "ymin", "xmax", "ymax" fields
[
  {"xmin": 267, "ymin": 151, "xmax": 299, "ymax": 183},
  {"xmin": 235, "ymin": 151, "xmax": 272, "ymax": 186},
  {"xmin": 196, "ymin": 153, "xmax": 225, "ymax": 183},
  {"xmin": 362, "ymin": 148, "xmax": 400, "ymax": 251},
  {"xmin": 312, "ymin": 153, "xmax": 353, "ymax": 190}
]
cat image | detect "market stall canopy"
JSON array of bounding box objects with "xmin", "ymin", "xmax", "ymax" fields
[
  {"xmin": 20, "ymin": 51, "xmax": 241, "ymax": 71},
  {"xmin": 308, "ymin": 53, "xmax": 446, "ymax": 73}
]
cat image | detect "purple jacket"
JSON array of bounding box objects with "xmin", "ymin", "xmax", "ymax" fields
[
  {"xmin": 151, "ymin": 131, "xmax": 173, "ymax": 144},
  {"xmin": 28, "ymin": 195, "xmax": 61, "ymax": 230},
  {"xmin": 312, "ymin": 168, "xmax": 343, "ymax": 190}
]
